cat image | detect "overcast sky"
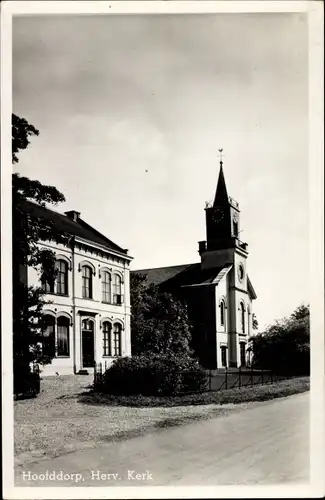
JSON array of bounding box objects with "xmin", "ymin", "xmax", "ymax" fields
[{"xmin": 13, "ymin": 13, "xmax": 308, "ymax": 329}]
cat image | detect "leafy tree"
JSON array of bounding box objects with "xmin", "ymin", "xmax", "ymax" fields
[
  {"xmin": 12, "ymin": 114, "xmax": 39, "ymax": 165},
  {"xmin": 290, "ymin": 304, "xmax": 309, "ymax": 322},
  {"xmin": 130, "ymin": 273, "xmax": 193, "ymax": 357},
  {"xmin": 12, "ymin": 114, "xmax": 67, "ymax": 371},
  {"xmin": 249, "ymin": 304, "xmax": 310, "ymax": 375}
]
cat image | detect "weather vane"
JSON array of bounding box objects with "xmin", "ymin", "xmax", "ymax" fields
[{"xmin": 218, "ymin": 148, "xmax": 224, "ymax": 164}]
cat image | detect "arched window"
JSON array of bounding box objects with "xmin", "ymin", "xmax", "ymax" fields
[
  {"xmin": 113, "ymin": 323, "xmax": 122, "ymax": 356},
  {"xmin": 240, "ymin": 302, "xmax": 245, "ymax": 333},
  {"xmin": 247, "ymin": 306, "xmax": 251, "ymax": 336},
  {"xmin": 113, "ymin": 274, "xmax": 123, "ymax": 305},
  {"xmin": 57, "ymin": 316, "xmax": 70, "ymax": 357},
  {"xmin": 56, "ymin": 260, "xmax": 68, "ymax": 295},
  {"xmin": 82, "ymin": 266, "xmax": 93, "ymax": 299},
  {"xmin": 233, "ymin": 221, "xmax": 239, "ymax": 237},
  {"xmin": 102, "ymin": 271, "xmax": 111, "ymax": 303},
  {"xmin": 220, "ymin": 300, "xmax": 225, "ymax": 327},
  {"xmin": 102, "ymin": 321, "xmax": 112, "ymax": 357},
  {"xmin": 42, "ymin": 314, "xmax": 55, "ymax": 357},
  {"xmin": 41, "ymin": 276, "xmax": 54, "ymax": 294}
]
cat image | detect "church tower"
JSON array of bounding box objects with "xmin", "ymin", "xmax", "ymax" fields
[
  {"xmin": 132, "ymin": 154, "xmax": 256, "ymax": 370},
  {"xmin": 198, "ymin": 158, "xmax": 254, "ymax": 368},
  {"xmin": 198, "ymin": 158, "xmax": 248, "ymax": 270}
]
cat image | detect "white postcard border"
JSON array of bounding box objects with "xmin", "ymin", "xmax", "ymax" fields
[{"xmin": 1, "ymin": 1, "xmax": 324, "ymax": 499}]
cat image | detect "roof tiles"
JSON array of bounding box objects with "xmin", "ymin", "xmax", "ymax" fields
[{"xmin": 21, "ymin": 200, "xmax": 128, "ymax": 256}]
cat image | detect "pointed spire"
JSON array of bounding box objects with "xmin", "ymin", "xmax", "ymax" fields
[{"xmin": 213, "ymin": 159, "xmax": 229, "ymax": 207}]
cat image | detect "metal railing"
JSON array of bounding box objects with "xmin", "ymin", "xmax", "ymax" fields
[
  {"xmin": 207, "ymin": 366, "xmax": 294, "ymax": 392},
  {"xmin": 93, "ymin": 361, "xmax": 108, "ymax": 386},
  {"xmin": 92, "ymin": 362, "xmax": 293, "ymax": 394}
]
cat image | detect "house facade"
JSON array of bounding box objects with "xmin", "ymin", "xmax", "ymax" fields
[
  {"xmin": 22, "ymin": 201, "xmax": 132, "ymax": 376},
  {"xmin": 133, "ymin": 161, "xmax": 257, "ymax": 370}
]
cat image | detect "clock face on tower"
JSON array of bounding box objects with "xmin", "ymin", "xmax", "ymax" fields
[
  {"xmin": 212, "ymin": 208, "xmax": 225, "ymax": 223},
  {"xmin": 238, "ymin": 263, "xmax": 245, "ymax": 282}
]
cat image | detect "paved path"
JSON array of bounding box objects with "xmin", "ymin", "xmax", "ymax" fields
[{"xmin": 15, "ymin": 392, "xmax": 309, "ymax": 487}]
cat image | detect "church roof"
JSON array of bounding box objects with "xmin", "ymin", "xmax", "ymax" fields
[
  {"xmin": 247, "ymin": 275, "xmax": 257, "ymax": 299},
  {"xmin": 133, "ymin": 263, "xmax": 195, "ymax": 286},
  {"xmin": 133, "ymin": 262, "xmax": 256, "ymax": 298},
  {"xmin": 133, "ymin": 263, "xmax": 232, "ymax": 288},
  {"xmin": 21, "ymin": 200, "xmax": 130, "ymax": 257},
  {"xmin": 179, "ymin": 264, "xmax": 233, "ymax": 288}
]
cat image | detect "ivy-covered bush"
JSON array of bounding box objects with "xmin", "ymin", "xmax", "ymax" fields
[{"xmin": 95, "ymin": 354, "xmax": 208, "ymax": 396}]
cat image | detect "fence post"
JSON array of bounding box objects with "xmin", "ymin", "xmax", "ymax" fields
[
  {"xmin": 94, "ymin": 362, "xmax": 97, "ymax": 385},
  {"xmin": 225, "ymin": 367, "xmax": 228, "ymax": 390},
  {"xmin": 239, "ymin": 365, "xmax": 241, "ymax": 389},
  {"xmin": 251, "ymin": 364, "xmax": 253, "ymax": 386}
]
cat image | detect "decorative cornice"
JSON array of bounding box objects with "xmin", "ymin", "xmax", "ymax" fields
[{"xmin": 74, "ymin": 236, "xmax": 133, "ymax": 261}]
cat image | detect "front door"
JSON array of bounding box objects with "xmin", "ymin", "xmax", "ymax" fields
[{"xmin": 82, "ymin": 319, "xmax": 94, "ymax": 368}]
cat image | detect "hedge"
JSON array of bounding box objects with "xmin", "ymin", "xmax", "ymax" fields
[{"xmin": 95, "ymin": 354, "xmax": 208, "ymax": 396}]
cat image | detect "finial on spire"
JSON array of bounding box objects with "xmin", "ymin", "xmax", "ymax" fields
[
  {"xmin": 218, "ymin": 148, "xmax": 224, "ymax": 166},
  {"xmin": 213, "ymin": 149, "xmax": 228, "ymax": 207}
]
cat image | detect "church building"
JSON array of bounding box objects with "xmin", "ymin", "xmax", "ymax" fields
[{"xmin": 133, "ymin": 161, "xmax": 257, "ymax": 369}]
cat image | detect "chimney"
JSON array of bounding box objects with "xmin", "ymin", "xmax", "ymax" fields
[
  {"xmin": 65, "ymin": 210, "xmax": 81, "ymax": 222},
  {"xmin": 198, "ymin": 240, "xmax": 207, "ymax": 255}
]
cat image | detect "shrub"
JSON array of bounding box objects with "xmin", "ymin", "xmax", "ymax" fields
[
  {"xmin": 95, "ymin": 354, "xmax": 208, "ymax": 396},
  {"xmin": 14, "ymin": 360, "xmax": 40, "ymax": 399}
]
